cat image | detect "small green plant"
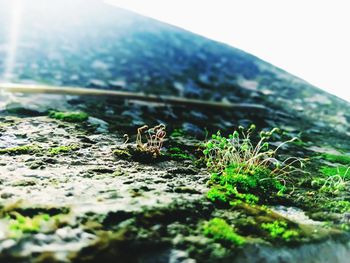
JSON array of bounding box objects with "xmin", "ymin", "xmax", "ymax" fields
[
  {"xmin": 203, "ymin": 218, "xmax": 245, "ymax": 246},
  {"xmin": 204, "ymin": 125, "xmax": 302, "ymax": 176},
  {"xmin": 204, "ymin": 125, "xmax": 303, "ymax": 205},
  {"xmin": 261, "ymin": 220, "xmax": 299, "ymax": 241},
  {"xmin": 49, "ymin": 111, "xmax": 89, "ymax": 122}
]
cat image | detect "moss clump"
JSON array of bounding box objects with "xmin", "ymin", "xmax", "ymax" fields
[
  {"xmin": 320, "ymin": 166, "xmax": 350, "ymax": 179},
  {"xmin": 261, "ymin": 221, "xmax": 299, "ymax": 241},
  {"xmin": 222, "ymin": 165, "xmax": 284, "ymax": 196},
  {"xmin": 207, "ymin": 185, "xmax": 259, "ymax": 206},
  {"xmin": 203, "ymin": 126, "xmax": 301, "ymax": 208},
  {"xmin": 324, "ymin": 200, "xmax": 350, "ymax": 213},
  {"xmin": 292, "ymin": 139, "xmax": 307, "ymax": 147},
  {"xmin": 167, "ymin": 147, "xmax": 194, "ymax": 161},
  {"xmin": 0, "ymin": 145, "xmax": 39, "ymax": 155},
  {"xmin": 203, "ymin": 218, "xmax": 245, "ymax": 246},
  {"xmin": 207, "ymin": 165, "xmax": 284, "ymax": 206},
  {"xmin": 113, "ymin": 149, "xmax": 131, "ymax": 159},
  {"xmin": 9, "ymin": 213, "xmax": 51, "ymax": 238},
  {"xmin": 322, "ymin": 153, "xmax": 350, "ymax": 165},
  {"xmin": 48, "ymin": 145, "xmax": 79, "ymax": 155},
  {"xmin": 170, "ymin": 129, "xmax": 185, "ymax": 138},
  {"xmin": 49, "ymin": 111, "xmax": 89, "ymax": 122}
]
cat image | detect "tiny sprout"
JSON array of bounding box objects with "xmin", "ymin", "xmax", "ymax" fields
[
  {"xmin": 249, "ymin": 124, "xmax": 256, "ymax": 131},
  {"xmin": 260, "ymin": 131, "xmax": 266, "ymax": 138},
  {"xmin": 275, "ymin": 161, "xmax": 281, "ymax": 169},
  {"xmin": 123, "ymin": 134, "xmax": 129, "ymax": 144},
  {"xmin": 233, "ymin": 131, "xmax": 239, "ymax": 138},
  {"xmin": 270, "ymin": 128, "xmax": 280, "ymax": 134}
]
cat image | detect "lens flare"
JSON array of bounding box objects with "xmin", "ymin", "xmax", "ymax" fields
[{"xmin": 3, "ymin": 0, "xmax": 22, "ymax": 81}]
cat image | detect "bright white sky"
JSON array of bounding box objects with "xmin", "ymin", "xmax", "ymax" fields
[{"xmin": 108, "ymin": 0, "xmax": 350, "ymax": 102}]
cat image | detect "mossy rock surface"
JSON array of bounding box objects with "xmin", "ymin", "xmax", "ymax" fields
[{"xmin": 1, "ymin": 0, "xmax": 350, "ymax": 262}]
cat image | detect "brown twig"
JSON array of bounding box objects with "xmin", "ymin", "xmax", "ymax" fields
[{"xmin": 0, "ymin": 82, "xmax": 268, "ymax": 111}]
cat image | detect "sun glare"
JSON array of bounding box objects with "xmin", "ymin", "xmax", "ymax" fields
[{"xmin": 3, "ymin": 0, "xmax": 22, "ymax": 81}]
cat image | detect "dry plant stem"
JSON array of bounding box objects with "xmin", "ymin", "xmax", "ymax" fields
[
  {"xmin": 0, "ymin": 83, "xmax": 267, "ymax": 111},
  {"xmin": 133, "ymin": 124, "xmax": 166, "ymax": 156},
  {"xmin": 137, "ymin": 125, "xmax": 149, "ymax": 149}
]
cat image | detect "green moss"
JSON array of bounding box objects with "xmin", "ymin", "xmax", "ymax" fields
[
  {"xmin": 322, "ymin": 153, "xmax": 350, "ymax": 165},
  {"xmin": 48, "ymin": 145, "xmax": 79, "ymax": 155},
  {"xmin": 292, "ymin": 139, "xmax": 307, "ymax": 147},
  {"xmin": 169, "ymin": 153, "xmax": 193, "ymax": 160},
  {"xmin": 207, "ymin": 185, "xmax": 259, "ymax": 206},
  {"xmin": 203, "ymin": 127, "xmax": 299, "ymax": 209},
  {"xmin": 203, "ymin": 218, "xmax": 245, "ymax": 246},
  {"xmin": 113, "ymin": 149, "xmax": 131, "ymax": 159},
  {"xmin": 209, "ymin": 165, "xmax": 284, "ymax": 202},
  {"xmin": 170, "ymin": 129, "xmax": 185, "ymax": 137},
  {"xmin": 261, "ymin": 221, "xmax": 299, "ymax": 241},
  {"xmin": 320, "ymin": 166, "xmax": 350, "ymax": 179},
  {"xmin": 166, "ymin": 147, "xmax": 194, "ymax": 161},
  {"xmin": 324, "ymin": 200, "xmax": 350, "ymax": 213},
  {"xmin": 206, "ymin": 186, "xmax": 228, "ymax": 204},
  {"xmin": 9, "ymin": 213, "xmax": 51, "ymax": 238},
  {"xmin": 0, "ymin": 145, "xmax": 39, "ymax": 155},
  {"xmin": 169, "ymin": 147, "xmax": 182, "ymax": 153},
  {"xmin": 49, "ymin": 111, "xmax": 89, "ymax": 122}
]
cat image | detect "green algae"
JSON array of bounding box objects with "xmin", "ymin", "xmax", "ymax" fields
[{"xmin": 49, "ymin": 111, "xmax": 89, "ymax": 122}]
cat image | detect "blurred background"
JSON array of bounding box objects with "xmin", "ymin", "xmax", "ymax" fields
[{"xmin": 1, "ymin": 0, "xmax": 349, "ymax": 101}]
